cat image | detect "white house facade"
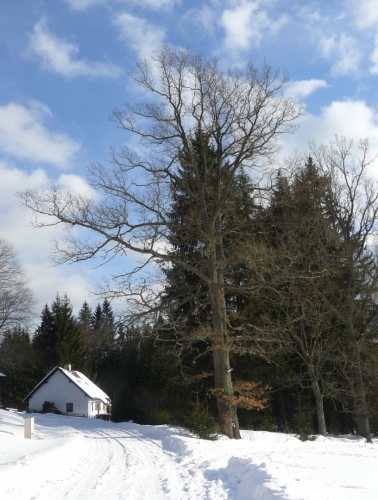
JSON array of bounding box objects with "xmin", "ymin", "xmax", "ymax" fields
[{"xmin": 23, "ymin": 365, "xmax": 111, "ymax": 417}]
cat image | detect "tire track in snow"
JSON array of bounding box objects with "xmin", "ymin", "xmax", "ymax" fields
[
  {"xmin": 0, "ymin": 414, "xmax": 195, "ymax": 500},
  {"xmin": 88, "ymin": 427, "xmax": 185, "ymax": 499},
  {"xmin": 59, "ymin": 429, "xmax": 115, "ymax": 499},
  {"xmin": 55, "ymin": 425, "xmax": 185, "ymax": 499}
]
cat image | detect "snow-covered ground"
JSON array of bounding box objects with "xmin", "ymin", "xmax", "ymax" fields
[{"xmin": 1, "ymin": 410, "xmax": 377, "ymax": 499}]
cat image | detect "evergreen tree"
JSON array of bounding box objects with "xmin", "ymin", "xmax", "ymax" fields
[
  {"xmin": 88, "ymin": 299, "xmax": 118, "ymax": 393},
  {"xmin": 257, "ymin": 158, "xmax": 342, "ymax": 436},
  {"xmin": 162, "ymin": 134, "xmax": 258, "ymax": 334},
  {"xmin": 78, "ymin": 300, "xmax": 97, "ymax": 353},
  {"xmin": 89, "ymin": 299, "xmax": 116, "ymax": 359},
  {"xmin": 157, "ymin": 134, "xmax": 266, "ymax": 430},
  {"xmin": 91, "ymin": 303, "xmax": 102, "ymax": 332},
  {"xmin": 78, "ymin": 301, "xmax": 92, "ymax": 333},
  {"xmin": 100, "ymin": 299, "xmax": 116, "ymax": 356},
  {"xmin": 33, "ymin": 294, "xmax": 87, "ymax": 372}
]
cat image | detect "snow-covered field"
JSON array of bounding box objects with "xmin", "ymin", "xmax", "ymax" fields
[{"xmin": 1, "ymin": 410, "xmax": 377, "ymax": 499}]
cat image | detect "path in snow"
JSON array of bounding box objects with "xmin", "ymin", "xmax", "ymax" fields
[
  {"xmin": 0, "ymin": 412, "xmax": 189, "ymax": 499},
  {"xmin": 1, "ymin": 410, "xmax": 378, "ymax": 499}
]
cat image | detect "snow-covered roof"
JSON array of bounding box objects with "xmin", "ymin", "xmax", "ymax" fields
[
  {"xmin": 23, "ymin": 366, "xmax": 111, "ymax": 405},
  {"xmin": 60, "ymin": 367, "xmax": 111, "ymax": 405}
]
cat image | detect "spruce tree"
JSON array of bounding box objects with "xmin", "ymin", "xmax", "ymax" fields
[
  {"xmin": 159, "ymin": 134, "xmax": 263, "ymax": 431},
  {"xmin": 78, "ymin": 300, "xmax": 96, "ymax": 353},
  {"xmin": 258, "ymin": 158, "xmax": 342, "ymax": 436},
  {"xmin": 89, "ymin": 300, "xmax": 116, "ymax": 359},
  {"xmin": 78, "ymin": 301, "xmax": 92, "ymax": 333},
  {"xmin": 33, "ymin": 294, "xmax": 87, "ymax": 372},
  {"xmin": 91, "ymin": 303, "xmax": 102, "ymax": 332},
  {"xmin": 162, "ymin": 134, "xmax": 257, "ymax": 338},
  {"xmin": 100, "ymin": 299, "xmax": 116, "ymax": 356}
]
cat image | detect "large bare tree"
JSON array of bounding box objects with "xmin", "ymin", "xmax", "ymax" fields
[{"xmin": 19, "ymin": 48, "xmax": 302, "ymax": 438}]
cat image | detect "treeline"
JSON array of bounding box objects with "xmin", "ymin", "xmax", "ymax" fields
[{"xmin": 0, "ymin": 294, "xmax": 222, "ymax": 437}]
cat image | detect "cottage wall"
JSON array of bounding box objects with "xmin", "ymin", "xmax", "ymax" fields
[
  {"xmin": 87, "ymin": 400, "xmax": 107, "ymax": 417},
  {"xmin": 28, "ymin": 370, "xmax": 89, "ymax": 416}
]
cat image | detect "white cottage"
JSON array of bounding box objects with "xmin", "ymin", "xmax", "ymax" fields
[{"xmin": 23, "ymin": 364, "xmax": 111, "ymax": 417}]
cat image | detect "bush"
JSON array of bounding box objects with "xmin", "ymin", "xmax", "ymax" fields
[
  {"xmin": 184, "ymin": 399, "xmax": 219, "ymax": 440},
  {"xmin": 42, "ymin": 401, "xmax": 58, "ymax": 413},
  {"xmin": 293, "ymin": 403, "xmax": 315, "ymax": 441},
  {"xmin": 149, "ymin": 408, "xmax": 179, "ymax": 426}
]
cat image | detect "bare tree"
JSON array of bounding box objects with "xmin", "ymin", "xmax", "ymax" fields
[
  {"xmin": 311, "ymin": 137, "xmax": 378, "ymax": 442},
  {"xmin": 0, "ymin": 237, "xmax": 35, "ymax": 336},
  {"xmin": 276, "ymin": 273, "xmax": 342, "ymax": 437},
  {"xmin": 19, "ymin": 47, "xmax": 302, "ymax": 438}
]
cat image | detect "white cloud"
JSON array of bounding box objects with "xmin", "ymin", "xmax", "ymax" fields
[
  {"xmin": 281, "ymin": 100, "xmax": 378, "ymax": 177},
  {"xmin": 64, "ymin": 0, "xmax": 178, "ymax": 10},
  {"xmin": 0, "ymin": 160, "xmax": 141, "ymax": 320},
  {"xmin": 29, "ymin": 19, "xmax": 122, "ymax": 79},
  {"xmin": 114, "ymin": 13, "xmax": 165, "ymax": 58},
  {"xmin": 306, "ymin": 100, "xmax": 378, "ymax": 143},
  {"xmin": 285, "ymin": 79, "xmax": 330, "ymax": 100},
  {"xmin": 297, "ymin": 6, "xmax": 324, "ymax": 23},
  {"xmin": 350, "ymin": 0, "xmax": 378, "ymax": 29},
  {"xmin": 122, "ymin": 0, "xmax": 178, "ymax": 7},
  {"xmin": 0, "ymin": 161, "xmax": 102, "ymax": 322},
  {"xmin": 319, "ymin": 33, "xmax": 361, "ymax": 76},
  {"xmin": 64, "ymin": 0, "xmax": 105, "ymax": 9},
  {"xmin": 58, "ymin": 173, "xmax": 99, "ymax": 198},
  {"xmin": 0, "ymin": 101, "xmax": 80, "ymax": 169},
  {"xmin": 221, "ymin": 1, "xmax": 287, "ymax": 52},
  {"xmin": 180, "ymin": 6, "xmax": 216, "ymax": 39},
  {"xmin": 221, "ymin": 2, "xmax": 267, "ymax": 50}
]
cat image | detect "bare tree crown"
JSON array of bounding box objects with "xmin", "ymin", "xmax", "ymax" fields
[{"xmin": 19, "ymin": 47, "xmax": 302, "ymax": 281}]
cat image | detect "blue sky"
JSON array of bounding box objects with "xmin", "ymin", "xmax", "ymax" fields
[{"xmin": 2, "ymin": 0, "xmax": 378, "ymax": 322}]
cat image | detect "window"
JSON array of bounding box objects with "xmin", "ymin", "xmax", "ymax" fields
[{"xmin": 66, "ymin": 403, "xmax": 73, "ymax": 412}]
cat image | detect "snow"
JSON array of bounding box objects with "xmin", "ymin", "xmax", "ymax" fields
[
  {"xmin": 1, "ymin": 410, "xmax": 377, "ymax": 499},
  {"xmin": 61, "ymin": 367, "xmax": 111, "ymax": 404}
]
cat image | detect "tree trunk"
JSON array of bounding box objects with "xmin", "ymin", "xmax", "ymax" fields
[
  {"xmin": 347, "ymin": 336, "xmax": 372, "ymax": 442},
  {"xmin": 209, "ymin": 279, "xmax": 241, "ymax": 439},
  {"xmin": 278, "ymin": 390, "xmax": 288, "ymax": 429},
  {"xmin": 344, "ymin": 284, "xmax": 372, "ymax": 443},
  {"xmin": 308, "ymin": 364, "xmax": 327, "ymax": 436},
  {"xmin": 212, "ymin": 345, "xmax": 241, "ymax": 438}
]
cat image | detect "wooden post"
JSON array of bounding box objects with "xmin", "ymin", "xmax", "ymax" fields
[{"xmin": 24, "ymin": 417, "xmax": 34, "ymax": 439}]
